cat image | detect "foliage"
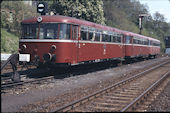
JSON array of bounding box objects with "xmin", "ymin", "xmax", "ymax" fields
[
  {"xmin": 1, "ymin": 0, "xmax": 170, "ymax": 53},
  {"xmin": 50, "ymin": 0, "xmax": 105, "ymax": 25},
  {"xmin": 1, "ymin": 28, "xmax": 19, "ymax": 53},
  {"xmin": 1, "ymin": 10, "xmax": 9, "ymax": 28},
  {"xmin": 1, "ymin": 1, "xmax": 38, "ymax": 36},
  {"xmin": 103, "ymin": 0, "xmax": 170, "ymax": 52}
]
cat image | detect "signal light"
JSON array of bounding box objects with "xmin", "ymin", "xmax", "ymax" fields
[{"xmin": 37, "ymin": 2, "xmax": 48, "ymax": 15}]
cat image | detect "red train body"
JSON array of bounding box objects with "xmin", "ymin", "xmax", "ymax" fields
[{"xmin": 19, "ymin": 15, "xmax": 160, "ymax": 66}]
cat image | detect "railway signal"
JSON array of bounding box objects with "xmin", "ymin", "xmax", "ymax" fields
[
  {"xmin": 139, "ymin": 14, "xmax": 150, "ymax": 34},
  {"xmin": 37, "ymin": 2, "xmax": 48, "ymax": 15}
]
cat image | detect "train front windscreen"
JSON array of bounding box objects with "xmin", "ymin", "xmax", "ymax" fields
[
  {"xmin": 21, "ymin": 24, "xmax": 38, "ymax": 39},
  {"xmin": 21, "ymin": 23, "xmax": 71, "ymax": 40}
]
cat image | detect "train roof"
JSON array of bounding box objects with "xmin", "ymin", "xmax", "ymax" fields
[
  {"xmin": 122, "ymin": 30, "xmax": 160, "ymax": 42},
  {"xmin": 22, "ymin": 15, "xmax": 122, "ymax": 33},
  {"xmin": 22, "ymin": 15, "xmax": 160, "ymax": 42}
]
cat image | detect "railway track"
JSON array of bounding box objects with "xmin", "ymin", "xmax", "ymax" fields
[
  {"xmin": 0, "ymin": 57, "xmax": 165, "ymax": 89},
  {"xmin": 1, "ymin": 57, "xmax": 169, "ymax": 90},
  {"xmin": 1, "ymin": 63, "xmax": 34, "ymax": 75},
  {"xmin": 53, "ymin": 61, "xmax": 170, "ymax": 112},
  {"xmin": 0, "ymin": 58, "xmax": 144, "ymax": 88},
  {"xmin": 1, "ymin": 75, "xmax": 55, "ymax": 89}
]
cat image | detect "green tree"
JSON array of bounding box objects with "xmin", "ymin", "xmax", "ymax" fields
[
  {"xmin": 1, "ymin": 10, "xmax": 10, "ymax": 28},
  {"xmin": 103, "ymin": 0, "xmax": 139, "ymax": 33},
  {"xmin": 1, "ymin": 1, "xmax": 37, "ymax": 35},
  {"xmin": 50, "ymin": 0, "xmax": 105, "ymax": 25},
  {"xmin": 103, "ymin": 0, "xmax": 170, "ymax": 52}
]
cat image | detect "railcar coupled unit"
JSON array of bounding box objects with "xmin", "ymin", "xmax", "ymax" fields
[{"xmin": 19, "ymin": 15, "xmax": 160, "ymax": 67}]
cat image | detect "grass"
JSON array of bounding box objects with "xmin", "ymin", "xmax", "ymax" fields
[{"xmin": 1, "ymin": 28, "xmax": 19, "ymax": 53}]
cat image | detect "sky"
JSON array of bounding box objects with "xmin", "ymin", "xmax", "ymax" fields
[{"xmin": 138, "ymin": 0, "xmax": 170, "ymax": 23}]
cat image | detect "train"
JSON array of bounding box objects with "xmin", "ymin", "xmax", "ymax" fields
[
  {"xmin": 19, "ymin": 15, "xmax": 160, "ymax": 67},
  {"xmin": 165, "ymin": 36, "xmax": 170, "ymax": 55}
]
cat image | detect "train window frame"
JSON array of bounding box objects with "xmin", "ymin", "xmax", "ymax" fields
[
  {"xmin": 107, "ymin": 32, "xmax": 112, "ymax": 42},
  {"xmin": 133, "ymin": 36, "xmax": 145, "ymax": 45},
  {"xmin": 107, "ymin": 35, "xmax": 112, "ymax": 42},
  {"xmin": 102, "ymin": 30, "xmax": 113, "ymax": 42},
  {"xmin": 102, "ymin": 31, "xmax": 108, "ymax": 42},
  {"xmin": 133, "ymin": 37, "xmax": 138, "ymax": 44},
  {"xmin": 152, "ymin": 41, "xmax": 160, "ymax": 47},
  {"xmin": 112, "ymin": 33, "xmax": 117, "ymax": 43},
  {"xmin": 143, "ymin": 39, "xmax": 149, "ymax": 45},
  {"xmin": 38, "ymin": 23, "xmax": 58, "ymax": 39},
  {"xmin": 150, "ymin": 40, "xmax": 153, "ymax": 46},
  {"xmin": 95, "ymin": 29, "xmax": 102, "ymax": 42},
  {"xmin": 80, "ymin": 26, "xmax": 88, "ymax": 41},
  {"xmin": 158, "ymin": 42, "xmax": 160, "ymax": 47},
  {"xmin": 21, "ymin": 23, "xmax": 38, "ymax": 39},
  {"xmin": 146, "ymin": 40, "xmax": 149, "ymax": 45},
  {"xmin": 88, "ymin": 27, "xmax": 95, "ymax": 41},
  {"xmin": 59, "ymin": 23, "xmax": 71, "ymax": 40},
  {"xmin": 117, "ymin": 34, "xmax": 122, "ymax": 43},
  {"xmin": 72, "ymin": 25, "xmax": 78, "ymax": 40},
  {"xmin": 102, "ymin": 34, "xmax": 106, "ymax": 42},
  {"xmin": 125, "ymin": 36, "xmax": 131, "ymax": 44}
]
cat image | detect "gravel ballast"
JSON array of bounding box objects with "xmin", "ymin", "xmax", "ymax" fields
[{"xmin": 1, "ymin": 57, "xmax": 170, "ymax": 112}]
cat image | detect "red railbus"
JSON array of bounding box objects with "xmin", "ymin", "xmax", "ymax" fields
[{"xmin": 19, "ymin": 15, "xmax": 160, "ymax": 66}]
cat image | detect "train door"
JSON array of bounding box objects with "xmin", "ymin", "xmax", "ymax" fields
[
  {"xmin": 131, "ymin": 36, "xmax": 134, "ymax": 56},
  {"xmin": 77, "ymin": 26, "xmax": 90, "ymax": 62},
  {"xmin": 71, "ymin": 25, "xmax": 79, "ymax": 64},
  {"xmin": 122, "ymin": 35, "xmax": 126, "ymax": 57},
  {"xmin": 125, "ymin": 35, "xmax": 133, "ymax": 57}
]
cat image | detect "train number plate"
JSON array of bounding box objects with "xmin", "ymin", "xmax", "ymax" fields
[{"xmin": 19, "ymin": 54, "xmax": 30, "ymax": 62}]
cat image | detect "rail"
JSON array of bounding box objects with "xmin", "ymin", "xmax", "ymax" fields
[
  {"xmin": 53, "ymin": 60, "xmax": 170, "ymax": 112},
  {"xmin": 1, "ymin": 54, "xmax": 20, "ymax": 81},
  {"xmin": 121, "ymin": 70, "xmax": 170, "ymax": 112},
  {"xmin": 1, "ymin": 75, "xmax": 54, "ymax": 89}
]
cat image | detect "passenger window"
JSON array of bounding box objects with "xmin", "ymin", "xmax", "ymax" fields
[
  {"xmin": 89, "ymin": 32, "xmax": 93, "ymax": 41},
  {"xmin": 112, "ymin": 36, "xmax": 117, "ymax": 42},
  {"xmin": 81, "ymin": 26, "xmax": 88, "ymax": 40},
  {"xmin": 139, "ymin": 40, "xmax": 142, "ymax": 44},
  {"xmin": 88, "ymin": 28, "xmax": 95, "ymax": 41},
  {"xmin": 107, "ymin": 35, "xmax": 111, "ymax": 42},
  {"xmin": 126, "ymin": 36, "xmax": 131, "ymax": 44},
  {"xmin": 135, "ymin": 37, "xmax": 138, "ymax": 44},
  {"xmin": 117, "ymin": 36, "xmax": 121, "ymax": 43},
  {"xmin": 133, "ymin": 39, "xmax": 135, "ymax": 44},
  {"xmin": 59, "ymin": 24, "xmax": 70, "ymax": 39},
  {"xmin": 144, "ymin": 41, "xmax": 146, "ymax": 45},
  {"xmin": 146, "ymin": 40, "xmax": 149, "ymax": 45},
  {"xmin": 102, "ymin": 34, "xmax": 107, "ymax": 42},
  {"xmin": 95, "ymin": 33, "xmax": 100, "ymax": 41},
  {"xmin": 138, "ymin": 40, "xmax": 140, "ymax": 44},
  {"xmin": 81, "ymin": 31, "xmax": 88, "ymax": 40},
  {"xmin": 95, "ymin": 29, "xmax": 102, "ymax": 41},
  {"xmin": 133, "ymin": 37, "xmax": 141, "ymax": 44}
]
